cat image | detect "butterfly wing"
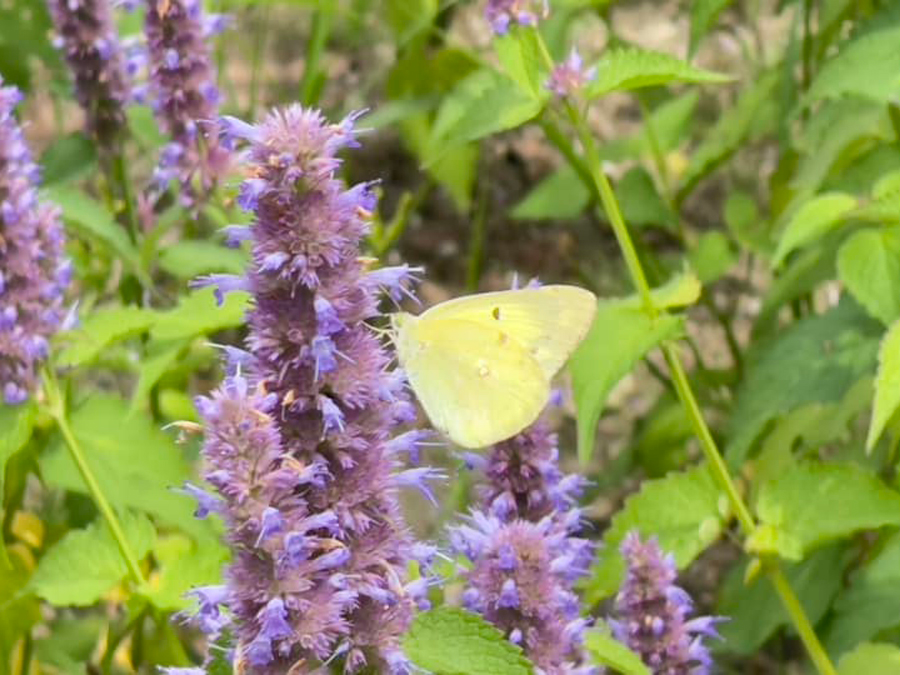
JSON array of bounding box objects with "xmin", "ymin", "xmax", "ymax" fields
[
  {"xmin": 416, "ymin": 285, "xmax": 597, "ymax": 378},
  {"xmin": 398, "ymin": 316, "xmax": 550, "ymax": 448}
]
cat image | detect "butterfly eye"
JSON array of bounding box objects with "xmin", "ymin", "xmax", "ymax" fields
[{"xmin": 492, "ymin": 307, "xmax": 501, "ymax": 320}]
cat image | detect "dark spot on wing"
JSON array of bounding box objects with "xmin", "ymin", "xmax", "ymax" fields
[{"xmin": 492, "ymin": 307, "xmax": 501, "ymax": 320}]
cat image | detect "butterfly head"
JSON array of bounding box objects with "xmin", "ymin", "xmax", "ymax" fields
[{"xmin": 389, "ymin": 312, "xmax": 418, "ymax": 360}]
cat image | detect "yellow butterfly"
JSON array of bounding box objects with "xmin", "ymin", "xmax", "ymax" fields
[{"xmin": 392, "ymin": 285, "xmax": 597, "ymax": 448}]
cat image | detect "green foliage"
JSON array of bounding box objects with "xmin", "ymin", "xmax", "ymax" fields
[
  {"xmin": 41, "ymin": 394, "xmax": 211, "ymax": 539},
  {"xmin": 689, "ymin": 0, "xmax": 734, "ymax": 56},
  {"xmin": 837, "ymin": 229, "xmax": 900, "ymax": 325},
  {"xmin": 867, "ymin": 319, "xmax": 900, "ymax": 452},
  {"xmin": 584, "ymin": 627, "xmax": 651, "ymax": 675},
  {"xmin": 585, "ymin": 48, "xmax": 731, "ymax": 99},
  {"xmin": 805, "ymin": 20, "xmax": 900, "ymax": 104},
  {"xmin": 718, "ymin": 545, "xmax": 846, "ymax": 655},
  {"xmin": 57, "ymin": 306, "xmax": 159, "ymax": 367},
  {"xmin": 750, "ymin": 463, "xmax": 900, "ymax": 560},
  {"xmin": 403, "ymin": 608, "xmax": 534, "ymax": 675},
  {"xmin": 584, "ymin": 464, "xmax": 727, "ymax": 604},
  {"xmin": 570, "ymin": 297, "xmax": 683, "ymax": 464},
  {"xmin": 42, "ymin": 185, "xmax": 142, "ymax": 272},
  {"xmin": 28, "ymin": 511, "xmax": 155, "ymax": 606},
  {"xmin": 772, "ymin": 192, "xmax": 857, "ymax": 267},
  {"xmin": 825, "ymin": 532, "xmax": 900, "ymax": 658},
  {"xmin": 511, "ymin": 165, "xmax": 590, "ymax": 220},
  {"xmin": 158, "ymin": 241, "xmax": 249, "ymax": 279},
  {"xmin": 837, "ymin": 643, "xmax": 900, "ymax": 675},
  {"xmin": 726, "ymin": 300, "xmax": 881, "ymax": 467}
]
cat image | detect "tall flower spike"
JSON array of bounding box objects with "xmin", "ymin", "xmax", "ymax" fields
[
  {"xmin": 485, "ymin": 0, "xmax": 549, "ymax": 35},
  {"xmin": 450, "ymin": 417, "xmax": 597, "ymax": 674},
  {"xmin": 47, "ymin": 0, "xmax": 133, "ymax": 151},
  {"xmin": 612, "ymin": 532, "xmax": 724, "ymax": 674},
  {"xmin": 0, "ymin": 80, "xmax": 70, "ymax": 404},
  {"xmin": 177, "ymin": 106, "xmax": 437, "ymax": 674},
  {"xmin": 144, "ymin": 0, "xmax": 230, "ymax": 206}
]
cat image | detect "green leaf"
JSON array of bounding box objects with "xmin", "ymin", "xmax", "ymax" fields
[
  {"xmin": 838, "ymin": 228, "xmax": 900, "ymax": 325},
  {"xmin": 583, "ymin": 464, "xmax": 726, "ymax": 604},
  {"xmin": 678, "ymin": 71, "xmax": 779, "ymax": 200},
  {"xmin": 385, "ymin": 0, "xmax": 437, "ymax": 43},
  {"xmin": 39, "ymin": 133, "xmax": 97, "ymax": 185},
  {"xmin": 725, "ymin": 300, "xmax": 881, "ymax": 467},
  {"xmin": 158, "ymin": 241, "xmax": 249, "ymax": 280},
  {"xmin": 403, "ymin": 608, "xmax": 534, "ymax": 675},
  {"xmin": 141, "ymin": 534, "xmax": 228, "ymax": 611},
  {"xmin": 825, "ymin": 531, "xmax": 900, "ymax": 657},
  {"xmin": 150, "ymin": 287, "xmax": 249, "ymax": 341},
  {"xmin": 772, "ymin": 192, "xmax": 857, "ymax": 266},
  {"xmin": 687, "ymin": 231, "xmax": 737, "ymax": 284},
  {"xmin": 805, "ymin": 23, "xmax": 900, "ymax": 105},
  {"xmin": 586, "ymin": 48, "xmax": 731, "ymax": 99},
  {"xmin": 584, "ymin": 627, "xmax": 650, "ymax": 675},
  {"xmin": 838, "ymin": 643, "xmax": 900, "ymax": 675},
  {"xmin": 0, "ymin": 401, "xmax": 36, "ymax": 495},
  {"xmin": 718, "ymin": 544, "xmax": 845, "ymax": 655},
  {"xmin": 867, "ymin": 319, "xmax": 900, "ymax": 452},
  {"xmin": 41, "ymin": 394, "xmax": 210, "ymax": 539},
  {"xmin": 41, "ymin": 185, "xmax": 140, "ymax": 270},
  {"xmin": 854, "ymin": 191, "xmax": 900, "ymax": 224},
  {"xmin": 495, "ymin": 29, "xmax": 545, "ymax": 99},
  {"xmin": 428, "ymin": 69, "xmax": 547, "ymax": 160},
  {"xmin": 570, "ymin": 304, "xmax": 682, "ymax": 464},
  {"xmin": 57, "ymin": 306, "xmax": 159, "ymax": 367},
  {"xmin": 510, "ymin": 165, "xmax": 590, "ymax": 220},
  {"xmin": 616, "ymin": 166, "xmax": 677, "ymax": 231},
  {"xmin": 752, "ymin": 463, "xmax": 900, "ymax": 560},
  {"xmin": 130, "ymin": 341, "xmax": 188, "ymax": 413},
  {"xmin": 602, "ymin": 91, "xmax": 699, "ymax": 162},
  {"xmin": 28, "ymin": 511, "xmax": 155, "ymax": 606},
  {"xmin": 689, "ymin": 0, "xmax": 733, "ymax": 56}
]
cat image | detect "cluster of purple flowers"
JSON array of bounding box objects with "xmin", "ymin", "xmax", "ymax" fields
[
  {"xmin": 451, "ymin": 417, "xmax": 597, "ymax": 674},
  {"xmin": 0, "ymin": 80, "xmax": 70, "ymax": 404},
  {"xmin": 547, "ymin": 49, "xmax": 596, "ymax": 99},
  {"xmin": 173, "ymin": 106, "xmax": 440, "ymax": 673},
  {"xmin": 612, "ymin": 533, "xmax": 723, "ymax": 674},
  {"xmin": 144, "ymin": 0, "xmax": 231, "ymax": 204},
  {"xmin": 485, "ymin": 0, "xmax": 550, "ymax": 34},
  {"xmin": 46, "ymin": 0, "xmax": 133, "ymax": 150}
]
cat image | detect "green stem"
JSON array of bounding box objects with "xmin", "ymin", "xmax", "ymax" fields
[
  {"xmin": 566, "ymin": 103, "xmax": 657, "ymax": 318},
  {"xmin": 663, "ymin": 343, "xmax": 755, "ymax": 532},
  {"xmin": 769, "ymin": 566, "xmax": 838, "ymax": 675},
  {"xmin": 43, "ymin": 374, "xmax": 145, "ymax": 585},
  {"xmin": 528, "ymin": 28, "xmax": 837, "ymax": 673},
  {"xmin": 111, "ymin": 150, "xmax": 139, "ymax": 244}
]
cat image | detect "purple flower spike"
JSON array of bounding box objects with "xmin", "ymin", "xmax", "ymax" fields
[
  {"xmin": 612, "ymin": 533, "xmax": 725, "ymax": 674},
  {"xmin": 450, "ymin": 416, "xmax": 597, "ymax": 674},
  {"xmin": 144, "ymin": 0, "xmax": 231, "ymax": 206},
  {"xmin": 47, "ymin": 0, "xmax": 132, "ymax": 150},
  {"xmin": 485, "ymin": 0, "xmax": 549, "ymax": 35},
  {"xmin": 176, "ymin": 106, "xmax": 435, "ymax": 674},
  {"xmin": 547, "ymin": 49, "xmax": 597, "ymax": 98},
  {"xmin": 0, "ymin": 79, "xmax": 69, "ymax": 404}
]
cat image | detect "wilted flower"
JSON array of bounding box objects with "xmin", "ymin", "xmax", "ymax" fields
[
  {"xmin": 144, "ymin": 0, "xmax": 230, "ymax": 205},
  {"xmin": 611, "ymin": 532, "xmax": 723, "ymax": 674},
  {"xmin": 547, "ymin": 49, "xmax": 596, "ymax": 98},
  {"xmin": 178, "ymin": 106, "xmax": 438, "ymax": 673},
  {"xmin": 46, "ymin": 0, "xmax": 132, "ymax": 150},
  {"xmin": 0, "ymin": 81, "xmax": 70, "ymax": 405},
  {"xmin": 485, "ymin": 0, "xmax": 549, "ymax": 35},
  {"xmin": 451, "ymin": 418, "xmax": 596, "ymax": 674}
]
